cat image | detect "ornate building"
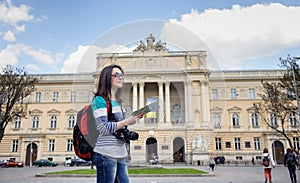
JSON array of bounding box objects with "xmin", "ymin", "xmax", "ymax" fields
[{"xmin": 0, "ymin": 35, "xmax": 296, "ymax": 166}]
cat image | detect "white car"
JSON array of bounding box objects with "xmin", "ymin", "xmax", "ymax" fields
[{"xmin": 64, "ymin": 159, "xmax": 72, "ymax": 166}]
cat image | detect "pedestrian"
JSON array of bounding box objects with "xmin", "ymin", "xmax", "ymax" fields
[
  {"xmin": 262, "ymin": 148, "xmax": 275, "ymax": 183},
  {"xmin": 92, "ymin": 64, "xmax": 144, "ymax": 183},
  {"xmin": 209, "ymin": 153, "xmax": 216, "ymax": 171},
  {"xmin": 284, "ymin": 148, "xmax": 298, "ymax": 183}
]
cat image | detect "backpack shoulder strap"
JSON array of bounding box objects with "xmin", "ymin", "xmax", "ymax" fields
[{"xmin": 101, "ymin": 95, "xmax": 112, "ymax": 117}]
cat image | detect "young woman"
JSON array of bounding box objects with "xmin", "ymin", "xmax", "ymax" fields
[
  {"xmin": 92, "ymin": 64, "xmax": 143, "ymax": 183},
  {"xmin": 262, "ymin": 148, "xmax": 275, "ymax": 183}
]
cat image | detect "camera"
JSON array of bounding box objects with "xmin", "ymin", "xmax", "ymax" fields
[{"xmin": 113, "ymin": 126, "xmax": 139, "ymax": 143}]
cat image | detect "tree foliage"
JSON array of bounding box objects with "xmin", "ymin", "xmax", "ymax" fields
[
  {"xmin": 0, "ymin": 65, "xmax": 40, "ymax": 143},
  {"xmin": 253, "ymin": 55, "xmax": 300, "ymax": 150}
]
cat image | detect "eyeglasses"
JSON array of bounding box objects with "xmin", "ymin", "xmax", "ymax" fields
[{"xmin": 111, "ymin": 72, "xmax": 124, "ymax": 79}]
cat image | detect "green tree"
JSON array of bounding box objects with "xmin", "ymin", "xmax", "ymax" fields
[
  {"xmin": 0, "ymin": 65, "xmax": 40, "ymax": 143},
  {"xmin": 253, "ymin": 55, "xmax": 300, "ymax": 151}
]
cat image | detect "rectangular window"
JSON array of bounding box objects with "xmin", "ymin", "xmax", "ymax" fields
[
  {"xmin": 215, "ymin": 138, "xmax": 222, "ymax": 150},
  {"xmin": 234, "ymin": 137, "xmax": 241, "ymax": 150},
  {"xmin": 226, "ymin": 142, "xmax": 231, "ymax": 148},
  {"xmin": 66, "ymin": 139, "xmax": 73, "ymax": 151},
  {"xmin": 48, "ymin": 139, "xmax": 55, "ymax": 151},
  {"xmin": 12, "ymin": 140, "xmax": 18, "ymax": 152},
  {"xmin": 68, "ymin": 115, "xmax": 75, "ymax": 128},
  {"xmin": 245, "ymin": 142, "xmax": 251, "ymax": 148},
  {"xmin": 53, "ymin": 92, "xmax": 59, "ymax": 102},
  {"xmin": 71, "ymin": 91, "xmax": 76, "ymax": 102},
  {"xmin": 249, "ymin": 88, "xmax": 255, "ymax": 99},
  {"xmin": 50, "ymin": 116, "xmax": 57, "ymax": 128},
  {"xmin": 35, "ymin": 92, "xmax": 41, "ymax": 102},
  {"xmin": 212, "ymin": 89, "xmax": 218, "ymax": 100},
  {"xmin": 32, "ymin": 116, "xmax": 39, "ymax": 128},
  {"xmin": 14, "ymin": 117, "xmax": 21, "ymax": 129},
  {"xmin": 294, "ymin": 137, "xmax": 300, "ymax": 151},
  {"xmin": 230, "ymin": 89, "xmax": 237, "ymax": 99},
  {"xmin": 254, "ymin": 137, "xmax": 261, "ymax": 150}
]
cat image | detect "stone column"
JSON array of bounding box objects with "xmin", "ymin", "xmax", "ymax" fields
[
  {"xmin": 185, "ymin": 80, "xmax": 193, "ymax": 124},
  {"xmin": 158, "ymin": 81, "xmax": 164, "ymax": 123},
  {"xmin": 132, "ymin": 82, "xmax": 138, "ymax": 112},
  {"xmin": 139, "ymin": 82, "xmax": 145, "ymax": 124},
  {"xmin": 165, "ymin": 81, "xmax": 170, "ymax": 124},
  {"xmin": 200, "ymin": 80, "xmax": 210, "ymax": 128}
]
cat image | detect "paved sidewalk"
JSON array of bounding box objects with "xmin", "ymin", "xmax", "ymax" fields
[{"xmin": 0, "ymin": 164, "xmax": 298, "ymax": 183}]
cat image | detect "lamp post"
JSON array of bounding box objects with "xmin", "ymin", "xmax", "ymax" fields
[{"xmin": 29, "ymin": 114, "xmax": 32, "ymax": 167}]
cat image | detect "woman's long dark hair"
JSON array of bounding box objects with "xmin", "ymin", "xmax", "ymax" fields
[{"xmin": 95, "ymin": 64, "xmax": 124, "ymax": 103}]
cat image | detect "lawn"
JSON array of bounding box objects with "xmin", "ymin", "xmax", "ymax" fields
[{"xmin": 46, "ymin": 167, "xmax": 208, "ymax": 175}]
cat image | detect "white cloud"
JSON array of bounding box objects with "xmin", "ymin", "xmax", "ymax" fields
[
  {"xmin": 15, "ymin": 24, "xmax": 25, "ymax": 33},
  {"xmin": 0, "ymin": 43, "xmax": 58, "ymax": 70},
  {"xmin": 167, "ymin": 3, "xmax": 300, "ymax": 69},
  {"xmin": 0, "ymin": 0, "xmax": 34, "ymax": 26},
  {"xmin": 26, "ymin": 64, "xmax": 39, "ymax": 71},
  {"xmin": 61, "ymin": 44, "xmax": 129, "ymax": 73},
  {"xmin": 0, "ymin": 44, "xmax": 21, "ymax": 66},
  {"xmin": 3, "ymin": 30, "xmax": 15, "ymax": 42}
]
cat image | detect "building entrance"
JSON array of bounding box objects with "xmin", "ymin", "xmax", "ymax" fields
[
  {"xmin": 173, "ymin": 137, "xmax": 185, "ymax": 162},
  {"xmin": 25, "ymin": 143, "xmax": 37, "ymax": 166}
]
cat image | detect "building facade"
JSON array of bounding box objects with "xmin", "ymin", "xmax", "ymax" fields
[{"xmin": 0, "ymin": 35, "xmax": 298, "ymax": 166}]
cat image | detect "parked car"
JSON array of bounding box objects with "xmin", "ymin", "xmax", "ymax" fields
[
  {"xmin": 65, "ymin": 158, "xmax": 91, "ymax": 166},
  {"xmin": 33, "ymin": 159, "xmax": 57, "ymax": 167},
  {"xmin": 5, "ymin": 160, "xmax": 24, "ymax": 167},
  {"xmin": 0, "ymin": 160, "xmax": 24, "ymax": 168},
  {"xmin": 215, "ymin": 156, "xmax": 225, "ymax": 164},
  {"xmin": 0, "ymin": 160, "xmax": 6, "ymax": 168}
]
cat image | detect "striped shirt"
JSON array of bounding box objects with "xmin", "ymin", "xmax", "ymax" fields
[{"xmin": 91, "ymin": 96, "xmax": 127, "ymax": 158}]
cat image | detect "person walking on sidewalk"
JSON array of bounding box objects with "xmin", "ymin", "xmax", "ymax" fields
[
  {"xmin": 284, "ymin": 148, "xmax": 298, "ymax": 183},
  {"xmin": 209, "ymin": 153, "xmax": 216, "ymax": 171},
  {"xmin": 262, "ymin": 148, "xmax": 275, "ymax": 183}
]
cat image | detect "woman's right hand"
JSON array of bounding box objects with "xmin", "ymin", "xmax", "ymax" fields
[
  {"xmin": 126, "ymin": 113, "xmax": 144, "ymax": 125},
  {"xmin": 118, "ymin": 113, "xmax": 144, "ymax": 129}
]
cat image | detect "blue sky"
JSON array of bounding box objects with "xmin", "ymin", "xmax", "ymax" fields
[{"xmin": 1, "ymin": 0, "xmax": 300, "ymax": 74}]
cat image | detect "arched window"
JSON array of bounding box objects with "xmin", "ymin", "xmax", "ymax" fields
[
  {"xmin": 270, "ymin": 113, "xmax": 277, "ymax": 126},
  {"xmin": 213, "ymin": 114, "xmax": 221, "ymax": 127},
  {"xmin": 251, "ymin": 113, "xmax": 259, "ymax": 127},
  {"xmin": 232, "ymin": 113, "xmax": 240, "ymax": 126},
  {"xmin": 172, "ymin": 104, "xmax": 182, "ymax": 124}
]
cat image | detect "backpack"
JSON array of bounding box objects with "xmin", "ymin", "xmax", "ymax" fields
[
  {"xmin": 286, "ymin": 153, "xmax": 296, "ymax": 166},
  {"xmin": 73, "ymin": 96, "xmax": 111, "ymax": 161},
  {"xmin": 262, "ymin": 155, "xmax": 270, "ymax": 167}
]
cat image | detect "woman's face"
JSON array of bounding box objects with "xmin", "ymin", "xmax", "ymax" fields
[{"xmin": 111, "ymin": 67, "xmax": 124, "ymax": 89}]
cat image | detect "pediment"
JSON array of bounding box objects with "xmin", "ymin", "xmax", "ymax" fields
[
  {"xmin": 65, "ymin": 108, "xmax": 77, "ymax": 114},
  {"xmin": 47, "ymin": 108, "xmax": 61, "ymax": 114},
  {"xmin": 211, "ymin": 106, "xmax": 223, "ymax": 112},
  {"xmin": 29, "ymin": 109, "xmax": 43, "ymax": 115},
  {"xmin": 228, "ymin": 106, "xmax": 242, "ymax": 112},
  {"xmin": 246, "ymin": 106, "xmax": 256, "ymax": 112}
]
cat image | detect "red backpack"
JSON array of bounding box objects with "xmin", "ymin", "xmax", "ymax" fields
[{"xmin": 73, "ymin": 96, "xmax": 111, "ymax": 161}]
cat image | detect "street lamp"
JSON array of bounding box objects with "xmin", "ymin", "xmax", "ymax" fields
[{"xmin": 29, "ymin": 114, "xmax": 33, "ymax": 167}]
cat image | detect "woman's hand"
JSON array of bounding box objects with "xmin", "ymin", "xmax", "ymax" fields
[{"xmin": 117, "ymin": 113, "xmax": 144, "ymax": 129}]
